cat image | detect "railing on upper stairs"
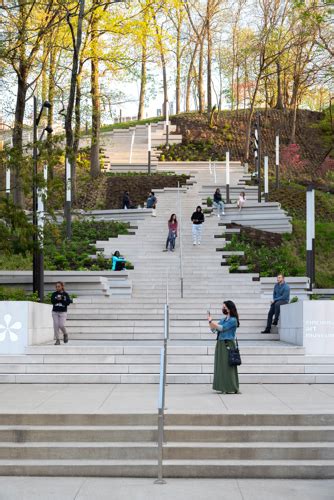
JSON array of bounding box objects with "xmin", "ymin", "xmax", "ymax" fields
[{"xmin": 155, "ymin": 273, "xmax": 169, "ymax": 484}]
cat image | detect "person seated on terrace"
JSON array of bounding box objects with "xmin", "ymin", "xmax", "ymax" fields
[
  {"xmin": 111, "ymin": 250, "xmax": 126, "ymax": 271},
  {"xmin": 261, "ymin": 273, "xmax": 290, "ymax": 334},
  {"xmin": 237, "ymin": 191, "xmax": 246, "ymax": 211}
]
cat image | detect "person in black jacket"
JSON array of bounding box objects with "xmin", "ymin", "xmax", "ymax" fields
[
  {"xmin": 51, "ymin": 282, "xmax": 72, "ymax": 345},
  {"xmin": 122, "ymin": 191, "xmax": 131, "ymax": 209},
  {"xmin": 191, "ymin": 205, "xmax": 205, "ymax": 245}
]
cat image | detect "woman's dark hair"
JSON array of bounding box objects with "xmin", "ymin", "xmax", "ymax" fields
[
  {"xmin": 114, "ymin": 251, "xmax": 120, "ymax": 257},
  {"xmin": 168, "ymin": 214, "xmax": 177, "ymax": 223},
  {"xmin": 224, "ymin": 300, "xmax": 240, "ymax": 327},
  {"xmin": 56, "ymin": 281, "xmax": 65, "ymax": 291},
  {"xmin": 196, "ymin": 205, "xmax": 202, "ymax": 210},
  {"xmin": 215, "ymin": 188, "xmax": 220, "ymax": 193},
  {"xmin": 240, "ymin": 191, "xmax": 246, "ymax": 198}
]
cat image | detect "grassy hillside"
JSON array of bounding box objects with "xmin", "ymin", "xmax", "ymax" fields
[{"xmin": 162, "ymin": 109, "xmax": 333, "ymax": 188}]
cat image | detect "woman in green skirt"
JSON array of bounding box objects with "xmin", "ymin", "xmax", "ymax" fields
[{"xmin": 208, "ymin": 300, "xmax": 240, "ymax": 394}]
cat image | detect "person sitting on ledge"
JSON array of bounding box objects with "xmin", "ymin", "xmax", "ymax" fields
[
  {"xmin": 111, "ymin": 250, "xmax": 126, "ymax": 271},
  {"xmin": 261, "ymin": 273, "xmax": 290, "ymax": 334}
]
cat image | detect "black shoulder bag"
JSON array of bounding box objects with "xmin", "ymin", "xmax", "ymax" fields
[{"xmin": 224, "ymin": 337, "xmax": 242, "ymax": 366}]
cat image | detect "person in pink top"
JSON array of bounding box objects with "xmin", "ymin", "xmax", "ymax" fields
[
  {"xmin": 164, "ymin": 214, "xmax": 178, "ymax": 252},
  {"xmin": 237, "ymin": 191, "xmax": 246, "ymax": 211}
]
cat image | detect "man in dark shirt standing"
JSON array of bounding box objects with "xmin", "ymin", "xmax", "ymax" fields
[
  {"xmin": 191, "ymin": 205, "xmax": 205, "ymax": 246},
  {"xmin": 261, "ymin": 274, "xmax": 290, "ymax": 334}
]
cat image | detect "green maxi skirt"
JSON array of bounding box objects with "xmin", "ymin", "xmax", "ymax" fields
[{"xmin": 212, "ymin": 339, "xmax": 239, "ymax": 393}]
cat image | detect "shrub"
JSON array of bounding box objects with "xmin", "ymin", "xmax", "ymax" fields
[
  {"xmin": 207, "ymin": 196, "xmax": 213, "ymax": 207},
  {"xmin": 0, "ymin": 287, "xmax": 38, "ymax": 302}
]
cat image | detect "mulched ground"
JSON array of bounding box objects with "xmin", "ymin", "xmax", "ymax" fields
[
  {"xmin": 104, "ymin": 173, "xmax": 189, "ymax": 209},
  {"xmin": 227, "ymin": 223, "xmax": 283, "ymax": 248},
  {"xmin": 167, "ymin": 109, "xmax": 329, "ymax": 173}
]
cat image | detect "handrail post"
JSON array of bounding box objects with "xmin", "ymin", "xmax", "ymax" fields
[{"xmin": 154, "ymin": 282, "xmax": 169, "ymax": 485}]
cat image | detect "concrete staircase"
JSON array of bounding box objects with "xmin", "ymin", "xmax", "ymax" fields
[
  {"xmin": 0, "ymin": 164, "xmax": 333, "ymax": 383},
  {"xmin": 0, "ymin": 413, "xmax": 333, "ymax": 478},
  {"xmin": 80, "ymin": 122, "xmax": 182, "ymax": 168}
]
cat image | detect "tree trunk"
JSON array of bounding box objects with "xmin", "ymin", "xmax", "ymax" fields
[
  {"xmin": 137, "ymin": 8, "xmax": 148, "ymax": 120},
  {"xmin": 275, "ymin": 60, "xmax": 284, "ymax": 109},
  {"xmin": 244, "ymin": 75, "xmax": 261, "ymax": 160},
  {"xmin": 186, "ymin": 42, "xmax": 198, "ymax": 112},
  {"xmin": 47, "ymin": 47, "xmax": 56, "ymax": 179},
  {"xmin": 206, "ymin": 3, "xmax": 212, "ymax": 116},
  {"xmin": 12, "ymin": 72, "xmax": 27, "ymax": 208},
  {"xmin": 90, "ymin": 9, "xmax": 100, "ymax": 178},
  {"xmin": 175, "ymin": 19, "xmax": 181, "ymax": 114},
  {"xmin": 138, "ymin": 40, "xmax": 147, "ymax": 119},
  {"xmin": 198, "ymin": 39, "xmax": 205, "ymax": 113},
  {"xmin": 73, "ymin": 73, "xmax": 81, "ymax": 200},
  {"xmin": 65, "ymin": 0, "xmax": 85, "ymax": 199}
]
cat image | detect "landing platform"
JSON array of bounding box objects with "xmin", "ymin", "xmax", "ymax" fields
[{"xmin": 1, "ymin": 383, "xmax": 333, "ymax": 414}]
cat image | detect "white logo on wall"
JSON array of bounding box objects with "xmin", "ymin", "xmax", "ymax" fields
[{"xmin": 0, "ymin": 314, "xmax": 22, "ymax": 342}]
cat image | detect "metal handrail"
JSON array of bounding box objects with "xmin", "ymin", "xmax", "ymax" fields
[
  {"xmin": 155, "ymin": 277, "xmax": 169, "ymax": 484},
  {"xmin": 178, "ymin": 182, "xmax": 184, "ymax": 298}
]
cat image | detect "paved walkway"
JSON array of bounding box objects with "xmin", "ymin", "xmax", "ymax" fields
[
  {"xmin": 0, "ymin": 477, "xmax": 333, "ymax": 500},
  {"xmin": 1, "ymin": 383, "xmax": 334, "ymax": 414}
]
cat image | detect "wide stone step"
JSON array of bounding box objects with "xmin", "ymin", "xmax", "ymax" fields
[{"xmin": 1, "ymin": 373, "xmax": 333, "ymax": 384}]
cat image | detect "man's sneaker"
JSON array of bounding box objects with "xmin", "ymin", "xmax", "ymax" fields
[
  {"xmin": 261, "ymin": 329, "xmax": 271, "ymax": 334},
  {"xmin": 64, "ymin": 334, "xmax": 68, "ymax": 344},
  {"xmin": 217, "ymin": 214, "xmax": 220, "ymax": 218},
  {"xmin": 222, "ymin": 212, "xmax": 225, "ymax": 215},
  {"xmin": 272, "ymin": 321, "xmax": 278, "ymax": 326},
  {"xmin": 54, "ymin": 339, "xmax": 60, "ymax": 345},
  {"xmin": 198, "ymin": 241, "xmax": 201, "ymax": 245},
  {"xmin": 193, "ymin": 242, "xmax": 196, "ymax": 245}
]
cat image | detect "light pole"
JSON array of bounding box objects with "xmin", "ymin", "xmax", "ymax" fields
[
  {"xmin": 147, "ymin": 123, "xmax": 151, "ymax": 174},
  {"xmin": 65, "ymin": 157, "xmax": 72, "ymax": 239},
  {"xmin": 165, "ymin": 100, "xmax": 169, "ymax": 147},
  {"xmin": 275, "ymin": 133, "xmax": 280, "ymax": 189},
  {"xmin": 306, "ymin": 185, "xmax": 315, "ymax": 290},
  {"xmin": 225, "ymin": 151, "xmax": 230, "ymax": 204},
  {"xmin": 33, "ymin": 97, "xmax": 52, "ymax": 302},
  {"xmin": 256, "ymin": 112, "xmax": 261, "ymax": 203},
  {"xmin": 264, "ymin": 155, "xmax": 269, "ymax": 202}
]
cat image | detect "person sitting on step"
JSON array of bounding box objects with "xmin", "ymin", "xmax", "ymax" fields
[
  {"xmin": 237, "ymin": 191, "xmax": 246, "ymax": 211},
  {"xmin": 111, "ymin": 250, "xmax": 126, "ymax": 271},
  {"xmin": 146, "ymin": 191, "xmax": 157, "ymax": 217},
  {"xmin": 213, "ymin": 188, "xmax": 225, "ymax": 218},
  {"xmin": 261, "ymin": 274, "xmax": 290, "ymax": 334}
]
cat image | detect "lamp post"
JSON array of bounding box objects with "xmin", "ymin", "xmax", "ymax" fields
[
  {"xmin": 147, "ymin": 123, "xmax": 151, "ymax": 174},
  {"xmin": 264, "ymin": 155, "xmax": 269, "ymax": 202},
  {"xmin": 5, "ymin": 166, "xmax": 10, "ymax": 200},
  {"xmin": 32, "ymin": 97, "xmax": 52, "ymax": 302},
  {"xmin": 165, "ymin": 100, "xmax": 169, "ymax": 147},
  {"xmin": 65, "ymin": 157, "xmax": 72, "ymax": 239},
  {"xmin": 275, "ymin": 134, "xmax": 280, "ymax": 189},
  {"xmin": 225, "ymin": 151, "xmax": 230, "ymax": 204},
  {"xmin": 306, "ymin": 185, "xmax": 315, "ymax": 290},
  {"xmin": 256, "ymin": 112, "xmax": 261, "ymax": 203}
]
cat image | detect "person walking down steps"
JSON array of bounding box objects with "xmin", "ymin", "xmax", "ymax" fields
[
  {"xmin": 164, "ymin": 213, "xmax": 178, "ymax": 252},
  {"xmin": 146, "ymin": 191, "xmax": 157, "ymax": 216},
  {"xmin": 208, "ymin": 300, "xmax": 240, "ymax": 394},
  {"xmin": 51, "ymin": 281, "xmax": 72, "ymax": 346},
  {"xmin": 191, "ymin": 205, "xmax": 205, "ymax": 246},
  {"xmin": 213, "ymin": 188, "xmax": 225, "ymax": 217}
]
